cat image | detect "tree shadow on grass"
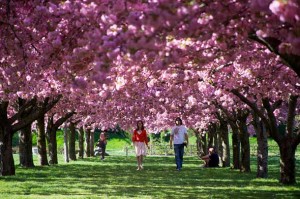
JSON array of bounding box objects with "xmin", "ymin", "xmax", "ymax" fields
[{"xmin": 1, "ymin": 156, "xmax": 300, "ymax": 198}]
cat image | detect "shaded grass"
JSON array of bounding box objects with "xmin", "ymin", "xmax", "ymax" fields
[{"xmin": 0, "ymin": 155, "xmax": 300, "ymax": 199}]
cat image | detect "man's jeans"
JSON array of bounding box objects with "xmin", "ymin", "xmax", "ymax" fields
[{"xmin": 174, "ymin": 144, "xmax": 184, "ymax": 170}]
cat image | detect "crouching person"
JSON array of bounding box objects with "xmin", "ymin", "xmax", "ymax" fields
[{"xmin": 201, "ymin": 147, "xmax": 219, "ymax": 167}]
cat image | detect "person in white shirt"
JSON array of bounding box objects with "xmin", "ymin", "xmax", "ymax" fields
[{"xmin": 170, "ymin": 117, "xmax": 189, "ymax": 171}]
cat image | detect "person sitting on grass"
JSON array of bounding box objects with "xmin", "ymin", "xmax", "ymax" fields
[{"xmin": 201, "ymin": 147, "xmax": 219, "ymax": 167}]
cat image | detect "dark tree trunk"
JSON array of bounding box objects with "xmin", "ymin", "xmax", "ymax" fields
[
  {"xmin": 17, "ymin": 98, "xmax": 34, "ymax": 168},
  {"xmin": 78, "ymin": 127, "xmax": 84, "ymax": 159},
  {"xmin": 69, "ymin": 123, "xmax": 76, "ymax": 161},
  {"xmin": 237, "ymin": 115, "xmax": 251, "ymax": 172},
  {"xmin": 36, "ymin": 116, "xmax": 48, "ymax": 166},
  {"xmin": 207, "ymin": 123, "xmax": 216, "ymax": 148},
  {"xmin": 46, "ymin": 112, "xmax": 75, "ymax": 165},
  {"xmin": 19, "ymin": 124, "xmax": 34, "ymax": 167},
  {"xmin": 90, "ymin": 130, "xmax": 94, "ymax": 157},
  {"xmin": 85, "ymin": 129, "xmax": 91, "ymax": 157},
  {"xmin": 253, "ymin": 112, "xmax": 268, "ymax": 178},
  {"xmin": 195, "ymin": 129, "xmax": 207, "ymax": 158},
  {"xmin": 230, "ymin": 124, "xmax": 240, "ymax": 169},
  {"xmin": 219, "ymin": 120, "xmax": 230, "ymax": 167},
  {"xmin": 279, "ymin": 138, "xmax": 297, "ymax": 184},
  {"xmin": 47, "ymin": 128, "xmax": 58, "ymax": 164},
  {"xmin": 213, "ymin": 129, "xmax": 219, "ymax": 151},
  {"xmin": 64, "ymin": 124, "xmax": 69, "ymax": 163},
  {"xmin": 0, "ymin": 126, "xmax": 15, "ymax": 176}
]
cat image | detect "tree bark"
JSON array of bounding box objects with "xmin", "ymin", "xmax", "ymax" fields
[
  {"xmin": 17, "ymin": 98, "xmax": 35, "ymax": 168},
  {"xmin": 279, "ymin": 138, "xmax": 297, "ymax": 184},
  {"xmin": 47, "ymin": 127, "xmax": 58, "ymax": 165},
  {"xmin": 89, "ymin": 130, "xmax": 94, "ymax": 157},
  {"xmin": 213, "ymin": 128, "xmax": 219, "ymax": 152},
  {"xmin": 19, "ymin": 124, "xmax": 34, "ymax": 167},
  {"xmin": 69, "ymin": 123, "xmax": 77, "ymax": 160},
  {"xmin": 64, "ymin": 123, "xmax": 69, "ymax": 163},
  {"xmin": 207, "ymin": 123, "xmax": 216, "ymax": 148},
  {"xmin": 228, "ymin": 122, "xmax": 240, "ymax": 170},
  {"xmin": 85, "ymin": 128, "xmax": 91, "ymax": 157},
  {"xmin": 219, "ymin": 119, "xmax": 230, "ymax": 167},
  {"xmin": 46, "ymin": 112, "xmax": 75, "ymax": 165},
  {"xmin": 252, "ymin": 112, "xmax": 268, "ymax": 178},
  {"xmin": 195, "ymin": 129, "xmax": 206, "ymax": 158},
  {"xmin": 36, "ymin": 116, "xmax": 48, "ymax": 166},
  {"xmin": 237, "ymin": 113, "xmax": 251, "ymax": 172},
  {"xmin": 78, "ymin": 127, "xmax": 84, "ymax": 159},
  {"xmin": 0, "ymin": 125, "xmax": 15, "ymax": 176}
]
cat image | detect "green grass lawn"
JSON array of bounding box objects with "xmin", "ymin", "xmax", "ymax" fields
[{"xmin": 0, "ymin": 154, "xmax": 300, "ymax": 199}]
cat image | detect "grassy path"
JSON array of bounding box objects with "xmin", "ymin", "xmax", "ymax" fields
[{"xmin": 0, "ymin": 155, "xmax": 300, "ymax": 198}]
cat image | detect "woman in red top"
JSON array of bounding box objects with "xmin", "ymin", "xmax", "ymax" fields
[{"xmin": 132, "ymin": 120, "xmax": 149, "ymax": 170}]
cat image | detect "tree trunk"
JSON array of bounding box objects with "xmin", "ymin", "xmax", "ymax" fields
[
  {"xmin": 253, "ymin": 112, "xmax": 268, "ymax": 178},
  {"xmin": 213, "ymin": 129, "xmax": 219, "ymax": 151},
  {"xmin": 195, "ymin": 129, "xmax": 206, "ymax": 158},
  {"xmin": 64, "ymin": 123, "xmax": 69, "ymax": 163},
  {"xmin": 85, "ymin": 129, "xmax": 91, "ymax": 157},
  {"xmin": 78, "ymin": 127, "xmax": 84, "ymax": 159},
  {"xmin": 237, "ymin": 116, "xmax": 251, "ymax": 172},
  {"xmin": 217, "ymin": 128, "xmax": 223, "ymax": 163},
  {"xmin": 207, "ymin": 123, "xmax": 216, "ymax": 148},
  {"xmin": 279, "ymin": 139, "xmax": 297, "ymax": 184},
  {"xmin": 19, "ymin": 124, "xmax": 34, "ymax": 167},
  {"xmin": 36, "ymin": 116, "xmax": 48, "ymax": 166},
  {"xmin": 230, "ymin": 124, "xmax": 240, "ymax": 169},
  {"xmin": 46, "ymin": 112, "xmax": 75, "ymax": 164},
  {"xmin": 90, "ymin": 130, "xmax": 94, "ymax": 157},
  {"xmin": 219, "ymin": 120, "xmax": 230, "ymax": 167},
  {"xmin": 0, "ymin": 126, "xmax": 15, "ymax": 176},
  {"xmin": 47, "ymin": 128, "xmax": 58, "ymax": 164},
  {"xmin": 69, "ymin": 123, "xmax": 76, "ymax": 161}
]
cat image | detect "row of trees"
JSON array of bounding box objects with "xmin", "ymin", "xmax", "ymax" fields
[{"xmin": 0, "ymin": 0, "xmax": 299, "ymax": 184}]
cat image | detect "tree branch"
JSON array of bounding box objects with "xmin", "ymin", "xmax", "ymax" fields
[
  {"xmin": 231, "ymin": 89, "xmax": 267, "ymax": 122},
  {"xmin": 262, "ymin": 98, "xmax": 281, "ymax": 142},
  {"xmin": 249, "ymin": 32, "xmax": 300, "ymax": 78},
  {"xmin": 8, "ymin": 97, "xmax": 37, "ymax": 123},
  {"xmin": 53, "ymin": 111, "xmax": 76, "ymax": 130}
]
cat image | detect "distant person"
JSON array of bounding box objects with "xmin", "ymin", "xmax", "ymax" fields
[
  {"xmin": 97, "ymin": 131, "xmax": 107, "ymax": 160},
  {"xmin": 201, "ymin": 147, "xmax": 219, "ymax": 167},
  {"xmin": 132, "ymin": 120, "xmax": 149, "ymax": 170},
  {"xmin": 169, "ymin": 117, "xmax": 189, "ymax": 171}
]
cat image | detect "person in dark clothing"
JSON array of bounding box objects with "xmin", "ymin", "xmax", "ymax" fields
[
  {"xmin": 201, "ymin": 147, "xmax": 219, "ymax": 167},
  {"xmin": 97, "ymin": 132, "xmax": 107, "ymax": 160}
]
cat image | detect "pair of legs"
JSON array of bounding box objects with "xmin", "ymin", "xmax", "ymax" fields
[
  {"xmin": 100, "ymin": 145, "xmax": 106, "ymax": 160},
  {"xmin": 136, "ymin": 155, "xmax": 144, "ymax": 170},
  {"xmin": 174, "ymin": 144, "xmax": 184, "ymax": 170},
  {"xmin": 201, "ymin": 154, "xmax": 210, "ymax": 167}
]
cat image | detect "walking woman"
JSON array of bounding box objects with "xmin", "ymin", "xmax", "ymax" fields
[{"xmin": 132, "ymin": 120, "xmax": 149, "ymax": 170}]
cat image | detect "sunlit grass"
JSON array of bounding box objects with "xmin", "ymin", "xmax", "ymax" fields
[{"xmin": 0, "ymin": 154, "xmax": 300, "ymax": 199}]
